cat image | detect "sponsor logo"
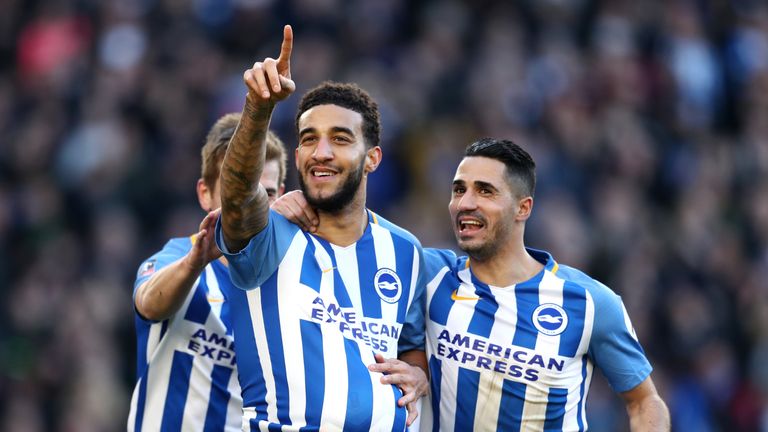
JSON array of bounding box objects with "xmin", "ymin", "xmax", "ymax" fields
[
  {"xmin": 373, "ymin": 268, "xmax": 402, "ymax": 303},
  {"xmin": 532, "ymin": 303, "xmax": 568, "ymax": 336},
  {"xmin": 451, "ymin": 289, "xmax": 480, "ymax": 301}
]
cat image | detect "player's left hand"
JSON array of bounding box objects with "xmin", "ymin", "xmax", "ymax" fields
[
  {"xmin": 184, "ymin": 208, "xmax": 223, "ymax": 271},
  {"xmin": 368, "ymin": 353, "xmax": 429, "ymax": 426}
]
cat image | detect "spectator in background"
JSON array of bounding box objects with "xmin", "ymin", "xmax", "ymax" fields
[
  {"xmin": 3, "ymin": 1, "xmax": 768, "ymax": 431},
  {"xmin": 129, "ymin": 114, "xmax": 287, "ymax": 431}
]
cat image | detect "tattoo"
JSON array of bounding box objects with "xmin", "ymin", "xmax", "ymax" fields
[{"xmin": 219, "ymin": 98, "xmax": 275, "ymax": 250}]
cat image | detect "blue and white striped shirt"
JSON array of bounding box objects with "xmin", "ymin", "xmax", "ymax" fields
[
  {"xmin": 128, "ymin": 236, "xmax": 242, "ymax": 432},
  {"xmin": 217, "ymin": 210, "xmax": 426, "ymax": 432},
  {"xmin": 423, "ymin": 248, "xmax": 652, "ymax": 431}
]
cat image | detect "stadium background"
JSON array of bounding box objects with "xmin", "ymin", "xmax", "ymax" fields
[{"xmin": 2, "ymin": 0, "xmax": 767, "ymax": 430}]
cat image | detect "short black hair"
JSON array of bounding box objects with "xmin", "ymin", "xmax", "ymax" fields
[
  {"xmin": 296, "ymin": 81, "xmax": 381, "ymax": 148},
  {"xmin": 464, "ymin": 138, "xmax": 536, "ymax": 197}
]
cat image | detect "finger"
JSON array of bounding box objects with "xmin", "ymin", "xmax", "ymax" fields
[
  {"xmin": 398, "ymin": 390, "xmax": 417, "ymax": 407},
  {"xmin": 277, "ymin": 25, "xmax": 293, "ymax": 77},
  {"xmin": 247, "ymin": 63, "xmax": 270, "ymax": 99},
  {"xmin": 278, "ymin": 75, "xmax": 296, "ymax": 96},
  {"xmin": 263, "ymin": 58, "xmax": 281, "ymax": 93},
  {"xmin": 405, "ymin": 401, "xmax": 419, "ymax": 426},
  {"xmin": 284, "ymin": 202, "xmax": 313, "ymax": 231}
]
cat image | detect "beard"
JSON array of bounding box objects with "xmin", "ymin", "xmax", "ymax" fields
[
  {"xmin": 455, "ymin": 214, "xmax": 511, "ymax": 262},
  {"xmin": 298, "ymin": 159, "xmax": 365, "ymax": 214}
]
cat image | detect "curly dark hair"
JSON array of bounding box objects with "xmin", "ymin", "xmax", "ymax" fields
[{"xmin": 295, "ymin": 81, "xmax": 381, "ymax": 148}]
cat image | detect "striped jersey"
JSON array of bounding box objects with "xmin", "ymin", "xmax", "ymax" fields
[
  {"xmin": 129, "ymin": 236, "xmax": 242, "ymax": 432},
  {"xmin": 423, "ymin": 248, "xmax": 652, "ymax": 431},
  {"xmin": 216, "ymin": 210, "xmax": 426, "ymax": 432}
]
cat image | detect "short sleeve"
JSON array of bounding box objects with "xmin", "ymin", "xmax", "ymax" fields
[
  {"xmin": 215, "ymin": 209, "xmax": 301, "ymax": 290},
  {"xmin": 134, "ymin": 238, "xmax": 191, "ymax": 294},
  {"xmin": 588, "ymin": 287, "xmax": 653, "ymax": 393}
]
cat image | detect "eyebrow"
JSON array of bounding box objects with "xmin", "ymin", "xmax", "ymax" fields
[
  {"xmin": 452, "ymin": 179, "xmax": 499, "ymax": 192},
  {"xmin": 298, "ymin": 126, "xmax": 356, "ymax": 138}
]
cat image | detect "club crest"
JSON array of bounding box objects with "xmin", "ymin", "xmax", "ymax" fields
[
  {"xmin": 374, "ymin": 268, "xmax": 402, "ymax": 304},
  {"xmin": 532, "ymin": 303, "xmax": 568, "ymax": 336}
]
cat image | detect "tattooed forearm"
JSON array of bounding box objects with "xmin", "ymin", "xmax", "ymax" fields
[{"xmin": 219, "ymin": 97, "xmax": 275, "ymax": 251}]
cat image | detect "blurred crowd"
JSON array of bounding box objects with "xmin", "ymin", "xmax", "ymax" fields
[{"xmin": 2, "ymin": 0, "xmax": 768, "ymax": 430}]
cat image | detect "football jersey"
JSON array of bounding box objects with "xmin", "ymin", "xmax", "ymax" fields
[
  {"xmin": 216, "ymin": 209, "xmax": 426, "ymax": 432},
  {"xmin": 128, "ymin": 236, "xmax": 242, "ymax": 432},
  {"xmin": 423, "ymin": 248, "xmax": 652, "ymax": 431}
]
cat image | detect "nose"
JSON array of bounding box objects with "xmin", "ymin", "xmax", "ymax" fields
[
  {"xmin": 456, "ymin": 190, "xmax": 477, "ymax": 211},
  {"xmin": 312, "ymin": 136, "xmax": 334, "ymax": 161}
]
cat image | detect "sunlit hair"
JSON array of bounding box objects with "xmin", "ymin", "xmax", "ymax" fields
[
  {"xmin": 464, "ymin": 138, "xmax": 536, "ymax": 197},
  {"xmin": 201, "ymin": 113, "xmax": 287, "ymax": 188},
  {"xmin": 296, "ymin": 81, "xmax": 381, "ymax": 148}
]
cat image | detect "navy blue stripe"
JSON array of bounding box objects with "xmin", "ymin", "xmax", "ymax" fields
[
  {"xmin": 577, "ymin": 356, "xmax": 588, "ymax": 431},
  {"xmin": 133, "ymin": 368, "xmax": 149, "ymax": 431},
  {"xmin": 204, "ymin": 365, "xmax": 233, "ymax": 432},
  {"xmin": 356, "ymin": 234, "xmax": 382, "ymax": 318},
  {"xmin": 428, "ymin": 355, "xmax": 442, "ymax": 432},
  {"xmin": 260, "ymin": 273, "xmax": 291, "ymax": 425},
  {"xmin": 342, "ymin": 340, "xmax": 373, "ymax": 431},
  {"xmin": 299, "ymin": 238, "xmax": 322, "ymax": 293},
  {"xmin": 496, "ymin": 380, "xmax": 526, "ymax": 431},
  {"xmin": 134, "ymin": 316, "xmax": 151, "ymax": 377},
  {"xmin": 392, "ymin": 235, "xmax": 414, "ymax": 323},
  {"xmin": 466, "ymin": 278, "xmax": 498, "ymax": 338},
  {"xmin": 300, "ymin": 320, "xmax": 324, "ymax": 428},
  {"xmin": 544, "ymin": 387, "xmax": 568, "ymax": 430},
  {"xmin": 453, "ymin": 368, "xmax": 479, "ymax": 430},
  {"xmin": 160, "ymin": 318, "xmax": 169, "ymax": 340},
  {"xmin": 428, "ymin": 272, "xmax": 458, "ymax": 326},
  {"xmin": 511, "ymin": 273, "xmax": 544, "ymax": 349},
  {"xmin": 559, "ymin": 281, "xmax": 587, "ymax": 358},
  {"xmin": 184, "ymin": 278, "xmax": 211, "ymax": 324},
  {"xmin": 228, "ymin": 287, "xmax": 269, "ymax": 414},
  {"xmin": 160, "ymin": 351, "xmax": 194, "ymax": 432},
  {"xmin": 317, "ymin": 239, "xmax": 353, "ymax": 307},
  {"xmin": 391, "ymin": 386, "xmax": 407, "ymax": 432}
]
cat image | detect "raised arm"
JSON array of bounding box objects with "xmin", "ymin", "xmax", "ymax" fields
[{"xmin": 220, "ymin": 25, "xmax": 295, "ymax": 252}]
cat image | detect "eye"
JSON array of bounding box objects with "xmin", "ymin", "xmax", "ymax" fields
[
  {"xmin": 333, "ymin": 135, "xmax": 351, "ymax": 144},
  {"xmin": 452, "ymin": 185, "xmax": 465, "ymax": 195},
  {"xmin": 300, "ymin": 136, "xmax": 318, "ymax": 145},
  {"xmin": 479, "ymin": 187, "xmax": 492, "ymax": 195}
]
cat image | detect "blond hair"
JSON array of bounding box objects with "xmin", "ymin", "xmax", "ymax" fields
[{"xmin": 201, "ymin": 113, "xmax": 287, "ymax": 188}]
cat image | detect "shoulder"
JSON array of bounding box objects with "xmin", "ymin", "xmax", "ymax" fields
[
  {"xmin": 370, "ymin": 211, "xmax": 423, "ymax": 250},
  {"xmin": 555, "ymin": 264, "xmax": 620, "ymax": 308},
  {"xmin": 424, "ymin": 247, "xmax": 465, "ymax": 282}
]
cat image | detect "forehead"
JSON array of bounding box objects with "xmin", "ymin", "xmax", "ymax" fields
[
  {"xmin": 298, "ymin": 104, "xmax": 363, "ymax": 134},
  {"xmin": 260, "ymin": 159, "xmax": 280, "ymax": 187},
  {"xmin": 454, "ymin": 156, "xmax": 508, "ymax": 186}
]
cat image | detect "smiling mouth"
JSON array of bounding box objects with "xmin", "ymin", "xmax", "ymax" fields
[
  {"xmin": 310, "ymin": 167, "xmax": 338, "ymax": 178},
  {"xmin": 458, "ymin": 219, "xmax": 485, "ymax": 233}
]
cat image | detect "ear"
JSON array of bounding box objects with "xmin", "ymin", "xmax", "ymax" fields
[
  {"xmin": 516, "ymin": 196, "xmax": 534, "ymax": 221},
  {"xmin": 364, "ymin": 146, "xmax": 382, "ymax": 174},
  {"xmin": 197, "ymin": 179, "xmax": 213, "ymax": 211},
  {"xmin": 295, "ymin": 147, "xmax": 300, "ymax": 170}
]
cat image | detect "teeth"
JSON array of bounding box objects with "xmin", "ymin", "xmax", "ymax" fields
[
  {"xmin": 313, "ymin": 171, "xmax": 335, "ymax": 177},
  {"xmin": 460, "ymin": 220, "xmax": 483, "ymax": 230}
]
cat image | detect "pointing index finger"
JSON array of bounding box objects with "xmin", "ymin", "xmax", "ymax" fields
[{"xmin": 277, "ymin": 25, "xmax": 293, "ymax": 77}]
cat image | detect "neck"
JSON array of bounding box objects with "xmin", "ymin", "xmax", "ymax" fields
[
  {"xmin": 469, "ymin": 237, "xmax": 543, "ymax": 287},
  {"xmin": 314, "ymin": 188, "xmax": 369, "ymax": 247}
]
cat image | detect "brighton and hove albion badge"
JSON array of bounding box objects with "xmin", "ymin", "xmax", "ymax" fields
[
  {"xmin": 374, "ymin": 268, "xmax": 402, "ymax": 304},
  {"xmin": 532, "ymin": 303, "xmax": 568, "ymax": 336}
]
